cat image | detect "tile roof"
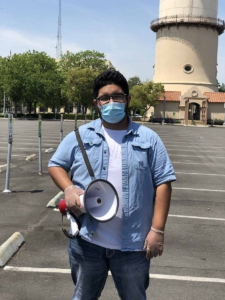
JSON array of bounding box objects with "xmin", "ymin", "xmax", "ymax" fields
[
  {"xmin": 158, "ymin": 91, "xmax": 181, "ymax": 102},
  {"xmin": 204, "ymin": 92, "xmax": 225, "ymax": 103},
  {"xmin": 158, "ymin": 91, "xmax": 225, "ymax": 103}
]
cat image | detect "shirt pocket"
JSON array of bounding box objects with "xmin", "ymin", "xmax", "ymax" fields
[
  {"xmin": 130, "ymin": 142, "xmax": 151, "ymax": 170},
  {"xmin": 79, "ymin": 138, "xmax": 102, "ymax": 163}
]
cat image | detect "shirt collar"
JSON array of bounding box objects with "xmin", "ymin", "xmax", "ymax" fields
[{"xmin": 87, "ymin": 117, "xmax": 139, "ymax": 136}]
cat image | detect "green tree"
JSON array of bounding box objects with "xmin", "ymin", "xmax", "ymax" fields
[
  {"xmin": 59, "ymin": 50, "xmax": 108, "ymax": 112},
  {"xmin": 128, "ymin": 76, "xmax": 142, "ymax": 90},
  {"xmin": 0, "ymin": 83, "xmax": 4, "ymax": 112},
  {"xmin": 130, "ymin": 81, "xmax": 164, "ymax": 120},
  {"xmin": 64, "ymin": 67, "xmax": 98, "ymax": 114},
  {"xmin": 0, "ymin": 51, "xmax": 62, "ymax": 116},
  {"xmin": 218, "ymin": 83, "xmax": 225, "ymax": 92},
  {"xmin": 59, "ymin": 50, "xmax": 108, "ymax": 74}
]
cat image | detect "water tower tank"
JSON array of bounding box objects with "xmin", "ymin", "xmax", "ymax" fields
[
  {"xmin": 151, "ymin": 0, "xmax": 224, "ymax": 93},
  {"xmin": 159, "ymin": 0, "xmax": 218, "ymax": 19}
]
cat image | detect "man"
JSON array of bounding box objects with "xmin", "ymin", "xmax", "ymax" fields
[{"xmin": 48, "ymin": 69, "xmax": 176, "ymax": 300}]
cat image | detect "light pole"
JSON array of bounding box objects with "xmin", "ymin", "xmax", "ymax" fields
[
  {"xmin": 3, "ymin": 91, "xmax": 6, "ymax": 116},
  {"xmin": 162, "ymin": 96, "xmax": 166, "ymax": 124},
  {"xmin": 223, "ymin": 103, "xmax": 225, "ymax": 125}
]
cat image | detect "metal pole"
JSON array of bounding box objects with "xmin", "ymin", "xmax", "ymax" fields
[
  {"xmin": 75, "ymin": 114, "xmax": 77, "ymax": 130},
  {"xmin": 224, "ymin": 104, "xmax": 225, "ymax": 125},
  {"xmin": 60, "ymin": 114, "xmax": 63, "ymax": 142},
  {"xmin": 163, "ymin": 96, "xmax": 166, "ymax": 124},
  {"xmin": 38, "ymin": 115, "xmax": 42, "ymax": 175},
  {"xmin": 3, "ymin": 114, "xmax": 13, "ymax": 193},
  {"xmin": 3, "ymin": 91, "xmax": 6, "ymax": 116}
]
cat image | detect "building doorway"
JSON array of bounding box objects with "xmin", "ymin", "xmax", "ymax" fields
[{"xmin": 189, "ymin": 103, "xmax": 200, "ymax": 120}]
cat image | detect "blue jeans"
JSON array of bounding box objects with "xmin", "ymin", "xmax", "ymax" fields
[{"xmin": 68, "ymin": 236, "xmax": 150, "ymax": 300}]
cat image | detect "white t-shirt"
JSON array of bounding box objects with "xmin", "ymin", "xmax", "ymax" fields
[{"xmin": 87, "ymin": 126, "xmax": 126, "ymax": 249}]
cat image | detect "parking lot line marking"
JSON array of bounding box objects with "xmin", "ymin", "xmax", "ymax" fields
[
  {"xmin": 149, "ymin": 274, "xmax": 225, "ymax": 283},
  {"xmin": 175, "ymin": 172, "xmax": 225, "ymax": 177},
  {"xmin": 0, "ymin": 154, "xmax": 27, "ymax": 157},
  {"xmin": 173, "ymin": 187, "xmax": 225, "ymax": 192},
  {"xmin": 4, "ymin": 267, "xmax": 225, "ymax": 283},
  {"xmin": 167, "ymin": 149, "xmax": 225, "ymax": 153},
  {"xmin": 0, "ymin": 147, "xmax": 45, "ymax": 151},
  {"xmin": 170, "ymin": 154, "xmax": 225, "ymax": 158},
  {"xmin": 4, "ymin": 266, "xmax": 70, "ymax": 273},
  {"xmin": 165, "ymin": 142, "xmax": 225, "ymax": 146},
  {"xmin": 169, "ymin": 215, "xmax": 225, "ymax": 221},
  {"xmin": 172, "ymin": 162, "xmax": 220, "ymax": 165},
  {"xmin": 165, "ymin": 145, "xmax": 225, "ymax": 149}
]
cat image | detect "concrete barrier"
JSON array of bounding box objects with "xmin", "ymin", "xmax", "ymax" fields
[
  {"xmin": 0, "ymin": 232, "xmax": 25, "ymax": 267},
  {"xmin": 0, "ymin": 164, "xmax": 13, "ymax": 173},
  {"xmin": 26, "ymin": 154, "xmax": 37, "ymax": 161},
  {"xmin": 46, "ymin": 191, "xmax": 64, "ymax": 208},
  {"xmin": 45, "ymin": 148, "xmax": 55, "ymax": 153}
]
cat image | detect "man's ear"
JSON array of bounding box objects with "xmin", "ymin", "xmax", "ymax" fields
[
  {"xmin": 93, "ymin": 99, "xmax": 97, "ymax": 106},
  {"xmin": 127, "ymin": 95, "xmax": 131, "ymax": 104}
]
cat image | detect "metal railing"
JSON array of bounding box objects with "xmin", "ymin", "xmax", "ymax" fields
[{"xmin": 151, "ymin": 15, "xmax": 225, "ymax": 35}]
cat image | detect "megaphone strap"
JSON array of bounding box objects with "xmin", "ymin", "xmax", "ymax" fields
[
  {"xmin": 61, "ymin": 212, "xmax": 81, "ymax": 239},
  {"xmin": 74, "ymin": 128, "xmax": 96, "ymax": 181}
]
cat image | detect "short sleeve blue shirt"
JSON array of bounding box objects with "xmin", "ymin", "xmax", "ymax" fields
[{"xmin": 48, "ymin": 118, "xmax": 176, "ymax": 251}]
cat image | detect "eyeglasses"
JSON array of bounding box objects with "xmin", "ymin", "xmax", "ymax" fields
[{"xmin": 96, "ymin": 93, "xmax": 127, "ymax": 105}]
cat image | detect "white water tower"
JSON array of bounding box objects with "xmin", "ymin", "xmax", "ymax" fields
[{"xmin": 151, "ymin": 0, "xmax": 224, "ymax": 93}]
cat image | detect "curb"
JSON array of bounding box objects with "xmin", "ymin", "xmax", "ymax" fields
[
  {"xmin": 0, "ymin": 164, "xmax": 7, "ymax": 173},
  {"xmin": 45, "ymin": 148, "xmax": 55, "ymax": 153},
  {"xmin": 26, "ymin": 154, "xmax": 37, "ymax": 161},
  {"xmin": 0, "ymin": 232, "xmax": 25, "ymax": 267},
  {"xmin": 0, "ymin": 164, "xmax": 13, "ymax": 173},
  {"xmin": 46, "ymin": 191, "xmax": 64, "ymax": 208}
]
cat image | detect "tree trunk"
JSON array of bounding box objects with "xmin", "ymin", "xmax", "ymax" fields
[
  {"xmin": 34, "ymin": 102, "xmax": 37, "ymax": 114},
  {"xmin": 29, "ymin": 102, "xmax": 32, "ymax": 115},
  {"xmin": 14, "ymin": 99, "xmax": 18, "ymax": 118}
]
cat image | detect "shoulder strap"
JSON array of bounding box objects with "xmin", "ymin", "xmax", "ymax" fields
[{"xmin": 74, "ymin": 128, "xmax": 96, "ymax": 181}]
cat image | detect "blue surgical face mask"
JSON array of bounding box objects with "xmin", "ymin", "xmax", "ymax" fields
[{"xmin": 99, "ymin": 102, "xmax": 126, "ymax": 124}]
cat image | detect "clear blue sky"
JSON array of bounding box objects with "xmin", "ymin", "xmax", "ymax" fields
[{"xmin": 0, "ymin": 0, "xmax": 225, "ymax": 83}]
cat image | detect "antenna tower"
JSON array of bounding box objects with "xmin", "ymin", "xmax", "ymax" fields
[
  {"xmin": 56, "ymin": 0, "xmax": 62, "ymax": 59},
  {"xmin": 189, "ymin": 0, "xmax": 193, "ymax": 17}
]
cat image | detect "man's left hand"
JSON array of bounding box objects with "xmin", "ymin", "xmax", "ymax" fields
[{"xmin": 143, "ymin": 230, "xmax": 164, "ymax": 260}]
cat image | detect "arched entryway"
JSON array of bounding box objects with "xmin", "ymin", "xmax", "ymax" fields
[{"xmin": 188, "ymin": 103, "xmax": 200, "ymax": 121}]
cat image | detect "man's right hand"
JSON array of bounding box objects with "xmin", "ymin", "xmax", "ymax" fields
[{"xmin": 64, "ymin": 185, "xmax": 85, "ymax": 216}]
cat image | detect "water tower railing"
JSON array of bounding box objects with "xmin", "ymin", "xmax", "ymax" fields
[{"xmin": 151, "ymin": 15, "xmax": 225, "ymax": 35}]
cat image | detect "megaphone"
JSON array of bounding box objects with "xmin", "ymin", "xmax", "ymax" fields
[{"xmin": 58, "ymin": 179, "xmax": 119, "ymax": 238}]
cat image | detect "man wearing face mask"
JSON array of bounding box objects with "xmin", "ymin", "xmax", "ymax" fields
[{"xmin": 48, "ymin": 69, "xmax": 176, "ymax": 300}]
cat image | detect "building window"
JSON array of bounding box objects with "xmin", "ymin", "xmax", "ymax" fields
[{"xmin": 184, "ymin": 64, "xmax": 194, "ymax": 74}]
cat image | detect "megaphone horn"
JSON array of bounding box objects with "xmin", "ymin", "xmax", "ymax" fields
[
  {"xmin": 82, "ymin": 179, "xmax": 119, "ymax": 222},
  {"xmin": 58, "ymin": 179, "xmax": 119, "ymax": 238}
]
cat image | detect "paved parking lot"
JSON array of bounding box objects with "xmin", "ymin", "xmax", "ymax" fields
[{"xmin": 0, "ymin": 119, "xmax": 225, "ymax": 300}]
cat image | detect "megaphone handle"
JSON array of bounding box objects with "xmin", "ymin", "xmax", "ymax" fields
[
  {"xmin": 61, "ymin": 212, "xmax": 81, "ymax": 239},
  {"xmin": 69, "ymin": 211, "xmax": 81, "ymax": 230}
]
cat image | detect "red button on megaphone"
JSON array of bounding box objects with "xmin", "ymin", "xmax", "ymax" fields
[{"xmin": 58, "ymin": 198, "xmax": 67, "ymax": 216}]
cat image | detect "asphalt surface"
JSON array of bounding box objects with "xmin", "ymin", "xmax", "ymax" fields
[{"xmin": 0, "ymin": 119, "xmax": 225, "ymax": 300}]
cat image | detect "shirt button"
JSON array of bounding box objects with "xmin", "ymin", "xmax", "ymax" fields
[
  {"xmin": 103, "ymin": 167, "xmax": 106, "ymax": 170},
  {"xmin": 104, "ymin": 150, "xmax": 107, "ymax": 154}
]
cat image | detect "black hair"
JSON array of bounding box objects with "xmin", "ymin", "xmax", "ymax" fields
[{"xmin": 93, "ymin": 69, "xmax": 129, "ymax": 98}]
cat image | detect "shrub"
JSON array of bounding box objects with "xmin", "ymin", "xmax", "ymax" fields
[
  {"xmin": 149, "ymin": 117, "xmax": 176, "ymax": 124},
  {"xmin": 207, "ymin": 119, "xmax": 224, "ymax": 126}
]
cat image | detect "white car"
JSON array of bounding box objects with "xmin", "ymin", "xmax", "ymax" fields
[{"xmin": 133, "ymin": 114, "xmax": 143, "ymax": 118}]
